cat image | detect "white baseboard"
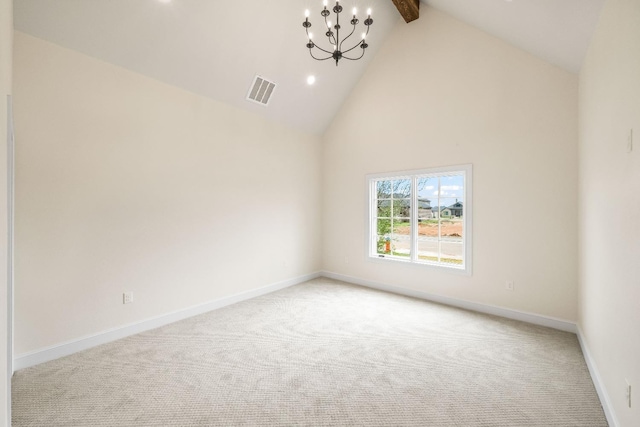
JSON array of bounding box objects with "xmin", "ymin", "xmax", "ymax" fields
[
  {"xmin": 14, "ymin": 271, "xmax": 321, "ymax": 371},
  {"xmin": 321, "ymin": 271, "xmax": 577, "ymax": 333},
  {"xmin": 576, "ymin": 325, "xmax": 619, "ymax": 427}
]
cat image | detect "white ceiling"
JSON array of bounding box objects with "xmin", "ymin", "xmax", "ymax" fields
[
  {"xmin": 14, "ymin": 0, "xmax": 604, "ymax": 135},
  {"xmin": 425, "ymin": 0, "xmax": 604, "ymax": 73}
]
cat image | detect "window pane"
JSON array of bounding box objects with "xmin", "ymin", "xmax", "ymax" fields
[
  {"xmin": 440, "ymin": 175, "xmax": 464, "ymax": 199},
  {"xmin": 417, "ymin": 218, "xmax": 438, "ymax": 237},
  {"xmin": 391, "ymin": 234, "xmax": 411, "ymax": 258},
  {"xmin": 376, "ymin": 240, "xmax": 390, "ymax": 255},
  {"xmin": 392, "ymin": 218, "xmax": 411, "ymax": 235},
  {"xmin": 417, "ymin": 239, "xmax": 439, "ymax": 262},
  {"xmin": 418, "ymin": 209, "xmax": 436, "ymax": 220},
  {"xmin": 417, "ymin": 206, "xmax": 435, "ymax": 220},
  {"xmin": 417, "ymin": 176, "xmax": 438, "ymax": 200},
  {"xmin": 438, "ymin": 198, "xmax": 463, "ymax": 217},
  {"xmin": 376, "ymin": 218, "xmax": 391, "ymax": 239},
  {"xmin": 440, "ymin": 242, "xmax": 464, "ymax": 265},
  {"xmin": 442, "ymin": 217, "xmax": 463, "ymax": 241},
  {"xmin": 376, "ymin": 180, "xmax": 392, "ymax": 199},
  {"xmin": 376, "ymin": 215, "xmax": 391, "ymax": 254},
  {"xmin": 439, "ymin": 197, "xmax": 463, "ymax": 241},
  {"xmin": 377, "ymin": 200, "xmax": 391, "ymax": 218},
  {"xmin": 417, "ymin": 178, "xmax": 436, "ymax": 220},
  {"xmin": 393, "ymin": 198, "xmax": 411, "ymax": 217},
  {"xmin": 392, "ymin": 179, "xmax": 411, "ymax": 199}
]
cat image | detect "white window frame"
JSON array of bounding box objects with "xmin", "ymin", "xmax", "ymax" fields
[{"xmin": 366, "ymin": 164, "xmax": 472, "ymax": 275}]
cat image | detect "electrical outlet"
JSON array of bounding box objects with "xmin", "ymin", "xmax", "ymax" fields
[
  {"xmin": 123, "ymin": 292, "xmax": 133, "ymax": 304},
  {"xmin": 505, "ymin": 281, "xmax": 514, "ymax": 291},
  {"xmin": 626, "ymin": 379, "xmax": 632, "ymax": 408}
]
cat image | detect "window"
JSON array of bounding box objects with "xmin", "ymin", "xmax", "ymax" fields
[{"xmin": 368, "ymin": 164, "xmax": 472, "ymax": 274}]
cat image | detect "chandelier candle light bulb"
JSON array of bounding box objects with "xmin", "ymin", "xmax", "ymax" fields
[{"xmin": 302, "ymin": 1, "xmax": 373, "ymax": 66}]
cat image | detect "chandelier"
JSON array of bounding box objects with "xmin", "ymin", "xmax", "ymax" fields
[{"xmin": 303, "ymin": 1, "xmax": 373, "ymax": 66}]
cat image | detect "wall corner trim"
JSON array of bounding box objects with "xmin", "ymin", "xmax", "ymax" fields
[
  {"xmin": 14, "ymin": 271, "xmax": 321, "ymax": 371},
  {"xmin": 321, "ymin": 271, "xmax": 578, "ymax": 333},
  {"xmin": 576, "ymin": 325, "xmax": 620, "ymax": 427}
]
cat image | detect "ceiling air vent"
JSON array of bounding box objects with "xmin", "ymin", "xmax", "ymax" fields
[{"xmin": 246, "ymin": 75, "xmax": 276, "ymax": 106}]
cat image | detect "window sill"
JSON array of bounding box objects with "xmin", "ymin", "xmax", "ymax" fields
[{"xmin": 367, "ymin": 254, "xmax": 471, "ymax": 276}]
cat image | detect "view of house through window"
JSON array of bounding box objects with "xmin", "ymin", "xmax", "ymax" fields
[{"xmin": 369, "ymin": 165, "xmax": 472, "ymax": 273}]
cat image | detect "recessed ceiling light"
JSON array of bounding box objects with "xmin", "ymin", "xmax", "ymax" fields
[
  {"xmin": 158, "ymin": 0, "xmax": 171, "ymax": 3},
  {"xmin": 307, "ymin": 75, "xmax": 316, "ymax": 85}
]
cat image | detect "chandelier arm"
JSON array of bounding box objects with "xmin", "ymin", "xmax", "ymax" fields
[
  {"xmin": 338, "ymin": 23, "xmax": 357, "ymax": 51},
  {"xmin": 309, "ymin": 50, "xmax": 333, "ymax": 61},
  {"xmin": 341, "ymin": 47, "xmax": 367, "ymax": 61},
  {"xmin": 305, "ymin": 25, "xmax": 335, "ymax": 56},
  {"xmin": 323, "ymin": 15, "xmax": 337, "ymax": 46},
  {"xmin": 342, "ymin": 24, "xmax": 370, "ymax": 55},
  {"xmin": 341, "ymin": 40, "xmax": 364, "ymax": 55},
  {"xmin": 311, "ymin": 44, "xmax": 336, "ymax": 56}
]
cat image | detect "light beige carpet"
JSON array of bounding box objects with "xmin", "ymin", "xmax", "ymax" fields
[{"xmin": 12, "ymin": 278, "xmax": 607, "ymax": 426}]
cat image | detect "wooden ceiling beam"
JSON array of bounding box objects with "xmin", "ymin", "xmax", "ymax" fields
[{"xmin": 391, "ymin": 0, "xmax": 420, "ymax": 23}]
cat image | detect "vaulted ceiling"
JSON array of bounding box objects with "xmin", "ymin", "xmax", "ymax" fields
[{"xmin": 14, "ymin": 0, "xmax": 604, "ymax": 135}]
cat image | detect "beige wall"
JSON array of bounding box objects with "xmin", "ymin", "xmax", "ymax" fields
[
  {"xmin": 322, "ymin": 7, "xmax": 579, "ymax": 321},
  {"xmin": 13, "ymin": 32, "xmax": 322, "ymax": 355},
  {"xmin": 579, "ymin": 0, "xmax": 640, "ymax": 425},
  {"xmin": 0, "ymin": 0, "xmax": 11, "ymax": 423}
]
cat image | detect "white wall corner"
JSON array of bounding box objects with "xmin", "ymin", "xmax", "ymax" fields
[
  {"xmin": 321, "ymin": 271, "xmax": 577, "ymax": 333},
  {"xmin": 576, "ymin": 325, "xmax": 620, "ymax": 427},
  {"xmin": 14, "ymin": 271, "xmax": 321, "ymax": 371}
]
